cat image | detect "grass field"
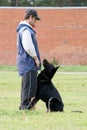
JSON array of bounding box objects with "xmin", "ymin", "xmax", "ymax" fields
[
  {"xmin": 0, "ymin": 65, "xmax": 87, "ymax": 72},
  {"xmin": 0, "ymin": 71, "xmax": 87, "ymax": 130}
]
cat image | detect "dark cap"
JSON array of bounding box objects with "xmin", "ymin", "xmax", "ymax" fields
[{"xmin": 24, "ymin": 9, "xmax": 41, "ymax": 20}]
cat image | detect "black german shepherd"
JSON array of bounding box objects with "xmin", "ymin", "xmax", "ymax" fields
[{"xmin": 28, "ymin": 59, "xmax": 64, "ymax": 112}]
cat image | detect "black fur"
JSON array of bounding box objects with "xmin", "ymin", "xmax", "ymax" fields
[{"xmin": 29, "ymin": 59, "xmax": 64, "ymax": 112}]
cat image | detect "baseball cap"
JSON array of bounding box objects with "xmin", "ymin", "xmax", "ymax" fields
[{"xmin": 24, "ymin": 9, "xmax": 41, "ymax": 20}]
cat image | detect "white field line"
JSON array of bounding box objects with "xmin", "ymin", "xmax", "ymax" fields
[
  {"xmin": 1, "ymin": 7, "xmax": 87, "ymax": 10},
  {"xmin": 57, "ymin": 72, "xmax": 87, "ymax": 75}
]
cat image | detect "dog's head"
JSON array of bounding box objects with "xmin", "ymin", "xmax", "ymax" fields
[{"xmin": 38, "ymin": 59, "xmax": 60, "ymax": 81}]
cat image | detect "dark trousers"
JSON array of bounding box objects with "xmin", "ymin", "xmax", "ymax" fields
[{"xmin": 20, "ymin": 70, "xmax": 37, "ymax": 109}]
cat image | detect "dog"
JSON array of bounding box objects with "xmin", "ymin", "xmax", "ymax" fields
[{"xmin": 28, "ymin": 59, "xmax": 64, "ymax": 112}]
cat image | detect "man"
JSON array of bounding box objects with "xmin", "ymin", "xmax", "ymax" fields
[{"xmin": 16, "ymin": 9, "xmax": 41, "ymax": 110}]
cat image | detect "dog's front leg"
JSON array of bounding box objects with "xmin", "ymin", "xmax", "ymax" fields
[
  {"xmin": 46, "ymin": 102, "xmax": 51, "ymax": 112},
  {"xmin": 47, "ymin": 108, "xmax": 51, "ymax": 112},
  {"xmin": 27, "ymin": 97, "xmax": 39, "ymax": 110}
]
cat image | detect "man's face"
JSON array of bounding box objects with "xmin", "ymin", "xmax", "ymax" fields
[{"xmin": 28, "ymin": 15, "xmax": 37, "ymax": 27}]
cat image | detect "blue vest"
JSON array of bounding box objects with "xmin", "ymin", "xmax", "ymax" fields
[{"xmin": 16, "ymin": 24, "xmax": 41, "ymax": 75}]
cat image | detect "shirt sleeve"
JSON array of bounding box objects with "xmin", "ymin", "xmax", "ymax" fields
[{"xmin": 22, "ymin": 29, "xmax": 37, "ymax": 57}]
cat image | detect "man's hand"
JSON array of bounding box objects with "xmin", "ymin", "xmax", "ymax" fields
[{"xmin": 33, "ymin": 56, "xmax": 40, "ymax": 67}]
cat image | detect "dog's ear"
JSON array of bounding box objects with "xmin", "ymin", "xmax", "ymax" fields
[
  {"xmin": 43, "ymin": 59, "xmax": 47, "ymax": 63},
  {"xmin": 56, "ymin": 66, "xmax": 60, "ymax": 70},
  {"xmin": 55, "ymin": 66, "xmax": 60, "ymax": 72},
  {"xmin": 43, "ymin": 59, "xmax": 49, "ymax": 68},
  {"xmin": 50, "ymin": 66, "xmax": 60, "ymax": 80}
]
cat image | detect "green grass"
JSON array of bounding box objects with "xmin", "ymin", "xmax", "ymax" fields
[
  {"xmin": 0, "ymin": 65, "xmax": 17, "ymax": 71},
  {"xmin": 0, "ymin": 65, "xmax": 87, "ymax": 72},
  {"xmin": 59, "ymin": 65, "xmax": 87, "ymax": 72},
  {"xmin": 0, "ymin": 71, "xmax": 87, "ymax": 130}
]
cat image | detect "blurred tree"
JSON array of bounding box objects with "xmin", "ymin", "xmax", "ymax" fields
[
  {"xmin": 0, "ymin": 0, "xmax": 87, "ymax": 6},
  {"xmin": 0, "ymin": 0, "xmax": 10, "ymax": 6},
  {"xmin": 16, "ymin": 0, "xmax": 19, "ymax": 6},
  {"xmin": 70, "ymin": 0, "xmax": 87, "ymax": 6},
  {"xmin": 21, "ymin": 0, "xmax": 35, "ymax": 6},
  {"xmin": 35, "ymin": 0, "xmax": 64, "ymax": 6}
]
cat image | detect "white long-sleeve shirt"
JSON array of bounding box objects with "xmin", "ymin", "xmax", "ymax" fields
[{"xmin": 20, "ymin": 21, "xmax": 37, "ymax": 57}]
